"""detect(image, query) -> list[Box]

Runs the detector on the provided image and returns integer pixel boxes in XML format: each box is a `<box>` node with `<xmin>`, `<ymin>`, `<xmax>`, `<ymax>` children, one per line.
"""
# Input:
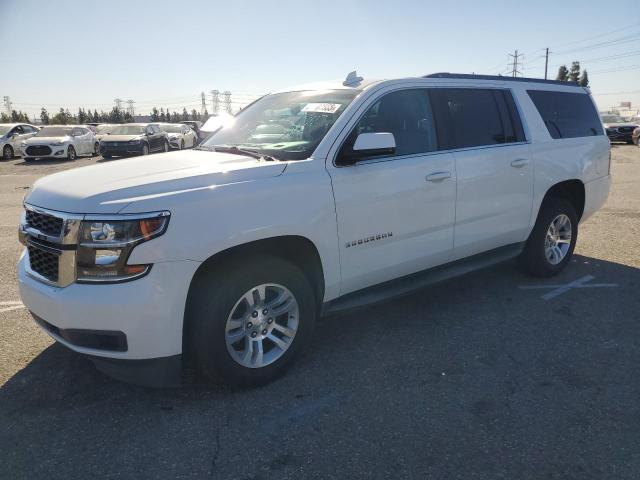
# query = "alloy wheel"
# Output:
<box><xmin>544</xmin><ymin>214</ymin><xmax>572</xmax><ymax>265</ymax></box>
<box><xmin>224</xmin><ymin>283</ymin><xmax>299</xmax><ymax>368</ymax></box>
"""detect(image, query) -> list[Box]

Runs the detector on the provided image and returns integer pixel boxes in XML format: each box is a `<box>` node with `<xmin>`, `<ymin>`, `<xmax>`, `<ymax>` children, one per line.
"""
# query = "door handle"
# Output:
<box><xmin>510</xmin><ymin>158</ymin><xmax>529</xmax><ymax>168</ymax></box>
<box><xmin>425</xmin><ymin>171</ymin><xmax>451</xmax><ymax>182</ymax></box>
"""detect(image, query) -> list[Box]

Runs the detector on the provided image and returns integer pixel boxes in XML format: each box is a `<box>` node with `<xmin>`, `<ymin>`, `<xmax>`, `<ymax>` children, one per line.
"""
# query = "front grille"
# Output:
<box><xmin>618</xmin><ymin>126</ymin><xmax>634</xmax><ymax>134</ymax></box>
<box><xmin>25</xmin><ymin>145</ymin><xmax>52</xmax><ymax>156</ymax></box>
<box><xmin>26</xmin><ymin>209</ymin><xmax>63</xmax><ymax>236</ymax></box>
<box><xmin>28</xmin><ymin>245</ymin><xmax>59</xmax><ymax>282</ymax></box>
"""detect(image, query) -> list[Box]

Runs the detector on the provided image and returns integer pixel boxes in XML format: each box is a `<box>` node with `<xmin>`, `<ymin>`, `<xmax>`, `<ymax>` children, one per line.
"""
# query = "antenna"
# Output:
<box><xmin>343</xmin><ymin>71</ymin><xmax>363</xmax><ymax>86</ymax></box>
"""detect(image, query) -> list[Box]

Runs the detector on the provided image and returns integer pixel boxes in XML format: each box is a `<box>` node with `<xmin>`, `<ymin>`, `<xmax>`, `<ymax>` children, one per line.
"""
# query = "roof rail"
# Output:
<box><xmin>424</xmin><ymin>72</ymin><xmax>577</xmax><ymax>86</ymax></box>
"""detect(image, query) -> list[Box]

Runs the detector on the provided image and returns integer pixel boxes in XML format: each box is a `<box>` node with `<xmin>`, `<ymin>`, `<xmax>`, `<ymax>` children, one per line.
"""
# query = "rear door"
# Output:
<box><xmin>429</xmin><ymin>88</ymin><xmax>533</xmax><ymax>260</ymax></box>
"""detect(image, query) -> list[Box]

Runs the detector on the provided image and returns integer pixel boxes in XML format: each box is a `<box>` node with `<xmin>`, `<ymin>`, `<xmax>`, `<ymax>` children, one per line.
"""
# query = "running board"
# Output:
<box><xmin>322</xmin><ymin>242</ymin><xmax>524</xmax><ymax>316</ymax></box>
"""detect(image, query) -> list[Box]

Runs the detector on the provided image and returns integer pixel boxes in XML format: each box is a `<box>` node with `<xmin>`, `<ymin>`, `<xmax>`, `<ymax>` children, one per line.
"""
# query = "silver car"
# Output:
<box><xmin>21</xmin><ymin>125</ymin><xmax>99</xmax><ymax>162</ymax></box>
<box><xmin>0</xmin><ymin>123</ymin><xmax>39</xmax><ymax>160</ymax></box>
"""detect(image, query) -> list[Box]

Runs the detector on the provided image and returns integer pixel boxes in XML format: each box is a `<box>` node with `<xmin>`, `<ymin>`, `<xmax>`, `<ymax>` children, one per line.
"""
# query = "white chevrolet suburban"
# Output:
<box><xmin>17</xmin><ymin>72</ymin><xmax>611</xmax><ymax>387</ymax></box>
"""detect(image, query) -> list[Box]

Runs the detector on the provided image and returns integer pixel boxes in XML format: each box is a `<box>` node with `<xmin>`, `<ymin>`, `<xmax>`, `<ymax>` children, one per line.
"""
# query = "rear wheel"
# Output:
<box><xmin>520</xmin><ymin>196</ymin><xmax>578</xmax><ymax>277</ymax></box>
<box><xmin>2</xmin><ymin>145</ymin><xmax>13</xmax><ymax>160</ymax></box>
<box><xmin>188</xmin><ymin>255</ymin><xmax>316</xmax><ymax>386</ymax></box>
<box><xmin>142</xmin><ymin>144</ymin><xmax>149</xmax><ymax>156</ymax></box>
<box><xmin>67</xmin><ymin>145</ymin><xmax>76</xmax><ymax>161</ymax></box>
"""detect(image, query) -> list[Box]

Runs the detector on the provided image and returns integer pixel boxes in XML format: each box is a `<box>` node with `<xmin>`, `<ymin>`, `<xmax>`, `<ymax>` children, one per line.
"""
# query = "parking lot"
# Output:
<box><xmin>1</xmin><ymin>146</ymin><xmax>639</xmax><ymax>479</ymax></box>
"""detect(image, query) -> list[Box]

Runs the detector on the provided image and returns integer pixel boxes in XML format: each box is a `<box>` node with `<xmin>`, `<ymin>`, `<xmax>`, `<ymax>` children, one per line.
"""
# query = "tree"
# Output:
<box><xmin>150</xmin><ymin>107</ymin><xmax>159</xmax><ymax>122</ymax></box>
<box><xmin>123</xmin><ymin>112</ymin><xmax>133</xmax><ymax>123</ymax></box>
<box><xmin>0</xmin><ymin>113</ymin><xmax>9</xmax><ymax>123</ymax></box>
<box><xmin>108</xmin><ymin>107</ymin><xmax>123</xmax><ymax>123</ymax></box>
<box><xmin>160</xmin><ymin>108</ymin><xmax>166</xmax><ymax>122</ymax></box>
<box><xmin>11</xmin><ymin>110</ymin><xmax>19</xmax><ymax>122</ymax></box>
<box><xmin>182</xmin><ymin>107</ymin><xmax>188</xmax><ymax>121</ymax></box>
<box><xmin>579</xmin><ymin>70</ymin><xmax>589</xmax><ymax>87</ymax></box>
<box><xmin>78</xmin><ymin>108</ymin><xmax>87</xmax><ymax>124</ymax></box>
<box><xmin>556</xmin><ymin>65</ymin><xmax>569</xmax><ymax>82</ymax></box>
<box><xmin>93</xmin><ymin>109</ymin><xmax>100</xmax><ymax>123</ymax></box>
<box><xmin>40</xmin><ymin>108</ymin><xmax>50</xmax><ymax>125</ymax></box>
<box><xmin>191</xmin><ymin>109</ymin><xmax>199</xmax><ymax>121</ymax></box>
<box><xmin>203</xmin><ymin>108</ymin><xmax>209</xmax><ymax>119</ymax></box>
<box><xmin>568</xmin><ymin>61</ymin><xmax>581</xmax><ymax>83</ymax></box>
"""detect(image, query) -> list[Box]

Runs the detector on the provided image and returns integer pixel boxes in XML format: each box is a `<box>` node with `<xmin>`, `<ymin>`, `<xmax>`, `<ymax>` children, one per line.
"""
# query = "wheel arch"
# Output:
<box><xmin>542</xmin><ymin>179</ymin><xmax>585</xmax><ymax>221</ymax></box>
<box><xmin>182</xmin><ymin>235</ymin><xmax>326</xmax><ymax>352</ymax></box>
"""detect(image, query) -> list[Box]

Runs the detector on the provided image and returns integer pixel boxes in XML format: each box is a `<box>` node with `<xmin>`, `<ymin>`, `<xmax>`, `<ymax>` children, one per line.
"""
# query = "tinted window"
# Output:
<box><xmin>429</xmin><ymin>88</ymin><xmax>524</xmax><ymax>149</ymax></box>
<box><xmin>341</xmin><ymin>89</ymin><xmax>437</xmax><ymax>159</ymax></box>
<box><xmin>527</xmin><ymin>90</ymin><xmax>603</xmax><ymax>139</ymax></box>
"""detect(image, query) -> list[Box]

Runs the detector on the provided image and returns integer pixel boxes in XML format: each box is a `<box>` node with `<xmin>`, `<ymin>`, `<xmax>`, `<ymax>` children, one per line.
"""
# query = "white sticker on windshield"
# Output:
<box><xmin>301</xmin><ymin>103</ymin><xmax>342</xmax><ymax>114</ymax></box>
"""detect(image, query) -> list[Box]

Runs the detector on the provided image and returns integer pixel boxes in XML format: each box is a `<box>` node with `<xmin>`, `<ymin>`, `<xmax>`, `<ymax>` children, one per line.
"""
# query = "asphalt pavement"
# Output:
<box><xmin>1</xmin><ymin>146</ymin><xmax>639</xmax><ymax>479</ymax></box>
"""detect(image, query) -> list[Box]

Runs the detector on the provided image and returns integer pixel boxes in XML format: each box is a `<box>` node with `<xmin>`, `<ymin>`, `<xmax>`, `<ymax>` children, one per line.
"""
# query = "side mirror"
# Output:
<box><xmin>337</xmin><ymin>132</ymin><xmax>396</xmax><ymax>166</ymax></box>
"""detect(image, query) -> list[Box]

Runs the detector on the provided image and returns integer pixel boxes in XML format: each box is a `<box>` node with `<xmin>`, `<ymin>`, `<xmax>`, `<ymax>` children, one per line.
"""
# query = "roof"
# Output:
<box><xmin>424</xmin><ymin>72</ymin><xmax>584</xmax><ymax>87</ymax></box>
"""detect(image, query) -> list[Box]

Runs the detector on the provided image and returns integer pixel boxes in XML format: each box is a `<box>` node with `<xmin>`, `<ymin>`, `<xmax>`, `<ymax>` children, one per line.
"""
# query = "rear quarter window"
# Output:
<box><xmin>527</xmin><ymin>90</ymin><xmax>603</xmax><ymax>139</ymax></box>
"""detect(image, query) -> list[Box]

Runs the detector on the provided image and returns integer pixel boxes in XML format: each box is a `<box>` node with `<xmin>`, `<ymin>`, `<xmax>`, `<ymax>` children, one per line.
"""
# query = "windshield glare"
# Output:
<box><xmin>201</xmin><ymin>90</ymin><xmax>359</xmax><ymax>160</ymax></box>
<box><xmin>110</xmin><ymin>125</ymin><xmax>146</xmax><ymax>135</ymax></box>
<box><xmin>96</xmin><ymin>125</ymin><xmax>115</xmax><ymax>133</ymax></box>
<box><xmin>36</xmin><ymin>127</ymin><xmax>72</xmax><ymax>137</ymax></box>
<box><xmin>601</xmin><ymin>115</ymin><xmax>624</xmax><ymax>123</ymax></box>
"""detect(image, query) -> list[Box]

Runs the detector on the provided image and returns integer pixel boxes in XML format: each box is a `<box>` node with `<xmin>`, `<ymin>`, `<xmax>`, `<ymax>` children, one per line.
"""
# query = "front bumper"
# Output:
<box><xmin>22</xmin><ymin>144</ymin><xmax>68</xmax><ymax>158</ymax></box>
<box><xmin>18</xmin><ymin>250</ymin><xmax>201</xmax><ymax>362</ymax></box>
<box><xmin>100</xmin><ymin>143</ymin><xmax>144</xmax><ymax>156</ymax></box>
<box><xmin>168</xmin><ymin>136</ymin><xmax>182</xmax><ymax>148</ymax></box>
<box><xmin>606</xmin><ymin>130</ymin><xmax>634</xmax><ymax>142</ymax></box>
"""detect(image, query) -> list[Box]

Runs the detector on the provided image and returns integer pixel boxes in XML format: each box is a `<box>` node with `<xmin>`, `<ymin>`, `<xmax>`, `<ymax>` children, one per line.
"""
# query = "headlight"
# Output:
<box><xmin>129</xmin><ymin>139</ymin><xmax>142</xmax><ymax>144</ymax></box>
<box><xmin>50</xmin><ymin>141</ymin><xmax>65</xmax><ymax>146</ymax></box>
<box><xmin>76</xmin><ymin>212</ymin><xmax>170</xmax><ymax>283</ymax></box>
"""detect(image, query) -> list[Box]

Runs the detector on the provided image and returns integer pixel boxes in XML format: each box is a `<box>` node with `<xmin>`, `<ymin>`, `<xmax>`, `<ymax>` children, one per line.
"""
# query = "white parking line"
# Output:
<box><xmin>0</xmin><ymin>301</ymin><xmax>25</xmax><ymax>314</ymax></box>
<box><xmin>519</xmin><ymin>275</ymin><xmax>619</xmax><ymax>300</ymax></box>
<box><xmin>0</xmin><ymin>305</ymin><xmax>25</xmax><ymax>314</ymax></box>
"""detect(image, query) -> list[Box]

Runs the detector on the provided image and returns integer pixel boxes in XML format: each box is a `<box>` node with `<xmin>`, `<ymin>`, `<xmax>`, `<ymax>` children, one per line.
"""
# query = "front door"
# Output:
<box><xmin>328</xmin><ymin>88</ymin><xmax>457</xmax><ymax>295</ymax></box>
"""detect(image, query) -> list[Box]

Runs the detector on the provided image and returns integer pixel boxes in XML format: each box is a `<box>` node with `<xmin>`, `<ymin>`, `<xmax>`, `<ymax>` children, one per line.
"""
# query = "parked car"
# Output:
<box><xmin>21</xmin><ymin>125</ymin><xmax>98</xmax><ymax>162</ymax></box>
<box><xmin>159</xmin><ymin>123</ymin><xmax>198</xmax><ymax>150</ymax></box>
<box><xmin>179</xmin><ymin>120</ymin><xmax>203</xmax><ymax>141</ymax></box>
<box><xmin>601</xmin><ymin>114</ymin><xmax>639</xmax><ymax>144</ymax></box>
<box><xmin>18</xmin><ymin>72</ymin><xmax>610</xmax><ymax>387</ymax></box>
<box><xmin>633</xmin><ymin>126</ymin><xmax>640</xmax><ymax>146</ymax></box>
<box><xmin>0</xmin><ymin>123</ymin><xmax>39</xmax><ymax>159</ymax></box>
<box><xmin>94</xmin><ymin>124</ymin><xmax>116</xmax><ymax>142</ymax></box>
<box><xmin>99</xmin><ymin>123</ymin><xmax>169</xmax><ymax>158</ymax></box>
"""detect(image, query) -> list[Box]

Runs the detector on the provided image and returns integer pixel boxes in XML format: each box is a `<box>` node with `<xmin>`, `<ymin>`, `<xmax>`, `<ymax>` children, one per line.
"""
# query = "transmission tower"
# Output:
<box><xmin>201</xmin><ymin>92</ymin><xmax>207</xmax><ymax>115</ymax></box>
<box><xmin>223</xmin><ymin>91</ymin><xmax>232</xmax><ymax>113</ymax></box>
<box><xmin>2</xmin><ymin>96</ymin><xmax>12</xmax><ymax>116</ymax></box>
<box><xmin>126</xmin><ymin>99</ymin><xmax>135</xmax><ymax>116</ymax></box>
<box><xmin>210</xmin><ymin>90</ymin><xmax>219</xmax><ymax>114</ymax></box>
<box><xmin>508</xmin><ymin>50</ymin><xmax>523</xmax><ymax>77</ymax></box>
<box><xmin>114</xmin><ymin>98</ymin><xmax>124</xmax><ymax>110</ymax></box>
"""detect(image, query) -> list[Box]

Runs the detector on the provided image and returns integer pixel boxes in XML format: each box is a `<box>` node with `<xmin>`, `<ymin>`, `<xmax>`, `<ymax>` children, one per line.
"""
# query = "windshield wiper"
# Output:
<box><xmin>211</xmin><ymin>145</ymin><xmax>278</xmax><ymax>162</ymax></box>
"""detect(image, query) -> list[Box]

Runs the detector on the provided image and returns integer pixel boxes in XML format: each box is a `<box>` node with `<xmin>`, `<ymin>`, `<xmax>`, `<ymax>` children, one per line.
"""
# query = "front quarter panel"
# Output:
<box><xmin>123</xmin><ymin>160</ymin><xmax>341</xmax><ymax>301</ymax></box>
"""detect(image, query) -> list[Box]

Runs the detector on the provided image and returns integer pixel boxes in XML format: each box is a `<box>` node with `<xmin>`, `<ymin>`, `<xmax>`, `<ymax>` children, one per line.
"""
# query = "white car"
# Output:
<box><xmin>17</xmin><ymin>72</ymin><xmax>610</xmax><ymax>387</ymax></box>
<box><xmin>0</xmin><ymin>123</ymin><xmax>39</xmax><ymax>160</ymax></box>
<box><xmin>159</xmin><ymin>123</ymin><xmax>198</xmax><ymax>150</ymax></box>
<box><xmin>21</xmin><ymin>125</ymin><xmax>99</xmax><ymax>162</ymax></box>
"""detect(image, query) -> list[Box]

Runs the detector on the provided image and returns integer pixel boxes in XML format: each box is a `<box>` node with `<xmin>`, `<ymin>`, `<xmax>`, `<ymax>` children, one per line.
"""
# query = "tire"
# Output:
<box><xmin>142</xmin><ymin>144</ymin><xmax>149</xmax><ymax>156</ymax></box>
<box><xmin>24</xmin><ymin>157</ymin><xmax>35</xmax><ymax>163</ymax></box>
<box><xmin>94</xmin><ymin>142</ymin><xmax>100</xmax><ymax>155</ymax></box>
<box><xmin>519</xmin><ymin>196</ymin><xmax>578</xmax><ymax>277</ymax></box>
<box><xmin>2</xmin><ymin>145</ymin><xmax>13</xmax><ymax>160</ymax></box>
<box><xmin>187</xmin><ymin>255</ymin><xmax>317</xmax><ymax>386</ymax></box>
<box><xmin>180</xmin><ymin>139</ymin><xmax>185</xmax><ymax>150</ymax></box>
<box><xmin>163</xmin><ymin>140</ymin><xmax>169</xmax><ymax>152</ymax></box>
<box><xmin>103</xmin><ymin>154</ymin><xmax>112</xmax><ymax>159</ymax></box>
<box><xmin>67</xmin><ymin>145</ymin><xmax>76</xmax><ymax>161</ymax></box>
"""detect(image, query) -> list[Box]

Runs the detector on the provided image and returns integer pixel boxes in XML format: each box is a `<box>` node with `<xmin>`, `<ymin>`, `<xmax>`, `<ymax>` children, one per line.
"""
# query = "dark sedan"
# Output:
<box><xmin>100</xmin><ymin>124</ymin><xmax>169</xmax><ymax>158</ymax></box>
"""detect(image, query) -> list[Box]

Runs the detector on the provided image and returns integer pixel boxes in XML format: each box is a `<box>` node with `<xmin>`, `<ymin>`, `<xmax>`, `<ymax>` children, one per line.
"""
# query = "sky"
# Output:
<box><xmin>1</xmin><ymin>0</ymin><xmax>638</xmax><ymax>119</ymax></box>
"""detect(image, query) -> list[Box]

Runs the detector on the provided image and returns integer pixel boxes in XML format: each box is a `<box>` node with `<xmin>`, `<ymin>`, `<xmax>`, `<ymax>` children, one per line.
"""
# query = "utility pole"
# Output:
<box><xmin>210</xmin><ymin>90</ymin><xmax>219</xmax><ymax>114</ymax></box>
<box><xmin>544</xmin><ymin>48</ymin><xmax>550</xmax><ymax>80</ymax></box>
<box><xmin>223</xmin><ymin>91</ymin><xmax>232</xmax><ymax>114</ymax></box>
<box><xmin>126</xmin><ymin>99</ymin><xmax>135</xmax><ymax>116</ymax></box>
<box><xmin>2</xmin><ymin>96</ymin><xmax>12</xmax><ymax>116</ymax></box>
<box><xmin>508</xmin><ymin>50</ymin><xmax>523</xmax><ymax>77</ymax></box>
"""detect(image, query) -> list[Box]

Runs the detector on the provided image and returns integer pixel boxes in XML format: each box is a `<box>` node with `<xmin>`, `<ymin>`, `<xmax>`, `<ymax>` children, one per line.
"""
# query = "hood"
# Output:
<box><xmin>25</xmin><ymin>149</ymin><xmax>287</xmax><ymax>214</ymax></box>
<box><xmin>100</xmin><ymin>134</ymin><xmax>146</xmax><ymax>142</ymax></box>
<box><xmin>25</xmin><ymin>136</ymin><xmax>70</xmax><ymax>144</ymax></box>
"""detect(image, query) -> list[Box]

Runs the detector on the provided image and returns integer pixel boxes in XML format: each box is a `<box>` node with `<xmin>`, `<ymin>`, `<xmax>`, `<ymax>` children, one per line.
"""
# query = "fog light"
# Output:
<box><xmin>54</xmin><ymin>149</ymin><xmax>64</xmax><ymax>155</ymax></box>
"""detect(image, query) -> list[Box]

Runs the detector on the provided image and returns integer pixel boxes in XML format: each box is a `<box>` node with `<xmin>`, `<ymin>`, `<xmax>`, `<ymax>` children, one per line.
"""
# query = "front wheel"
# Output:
<box><xmin>141</xmin><ymin>144</ymin><xmax>149</xmax><ymax>156</ymax></box>
<box><xmin>94</xmin><ymin>142</ymin><xmax>100</xmax><ymax>155</ymax></box>
<box><xmin>2</xmin><ymin>145</ymin><xmax>13</xmax><ymax>160</ymax></box>
<box><xmin>187</xmin><ymin>256</ymin><xmax>316</xmax><ymax>386</ymax></box>
<box><xmin>67</xmin><ymin>145</ymin><xmax>76</xmax><ymax>161</ymax></box>
<box><xmin>519</xmin><ymin>196</ymin><xmax>578</xmax><ymax>277</ymax></box>
<box><xmin>163</xmin><ymin>140</ymin><xmax>169</xmax><ymax>152</ymax></box>
<box><xmin>180</xmin><ymin>139</ymin><xmax>185</xmax><ymax>150</ymax></box>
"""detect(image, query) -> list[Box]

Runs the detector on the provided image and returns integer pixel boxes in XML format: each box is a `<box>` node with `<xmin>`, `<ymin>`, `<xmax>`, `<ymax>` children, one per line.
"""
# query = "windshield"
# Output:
<box><xmin>96</xmin><ymin>125</ymin><xmax>115</xmax><ymax>134</ymax></box>
<box><xmin>161</xmin><ymin>125</ymin><xmax>183</xmax><ymax>133</ymax></box>
<box><xmin>601</xmin><ymin>115</ymin><xmax>624</xmax><ymax>123</ymax></box>
<box><xmin>110</xmin><ymin>125</ymin><xmax>146</xmax><ymax>135</ymax></box>
<box><xmin>200</xmin><ymin>90</ymin><xmax>359</xmax><ymax>160</ymax></box>
<box><xmin>36</xmin><ymin>127</ymin><xmax>72</xmax><ymax>137</ymax></box>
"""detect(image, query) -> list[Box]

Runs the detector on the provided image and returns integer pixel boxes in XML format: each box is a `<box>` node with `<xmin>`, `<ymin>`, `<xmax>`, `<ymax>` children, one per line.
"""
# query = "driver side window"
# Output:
<box><xmin>340</xmin><ymin>89</ymin><xmax>438</xmax><ymax>159</ymax></box>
